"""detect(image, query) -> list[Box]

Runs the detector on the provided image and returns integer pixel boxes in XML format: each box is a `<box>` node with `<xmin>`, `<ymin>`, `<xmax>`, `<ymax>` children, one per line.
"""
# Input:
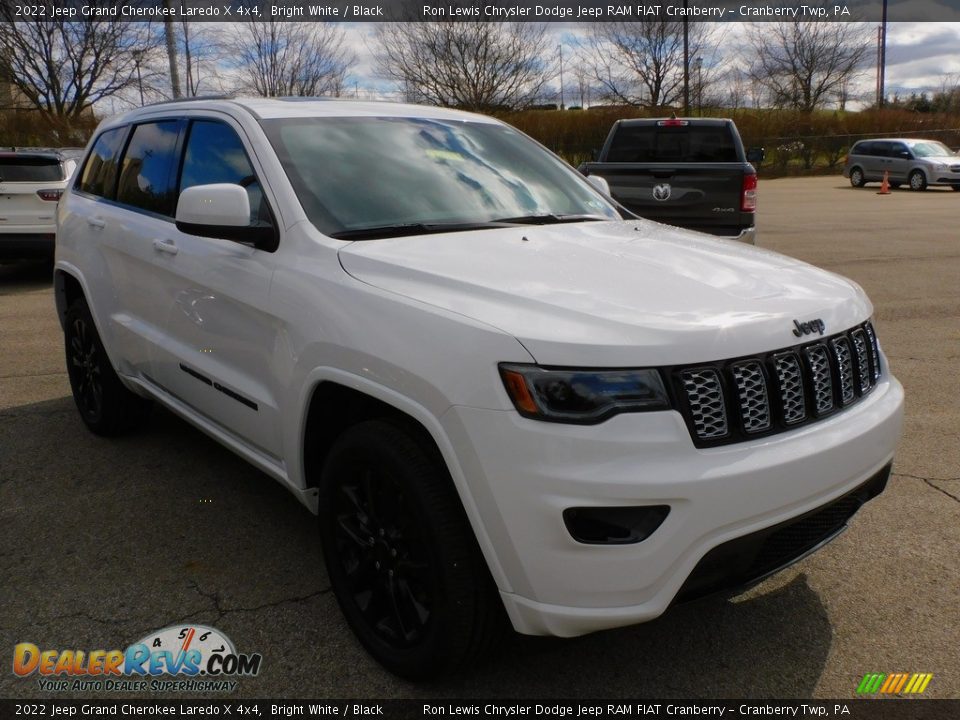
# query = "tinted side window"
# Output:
<box><xmin>78</xmin><ymin>128</ymin><xmax>127</xmax><ymax>198</ymax></box>
<box><xmin>178</xmin><ymin>120</ymin><xmax>266</xmax><ymax>225</ymax></box>
<box><xmin>852</xmin><ymin>142</ymin><xmax>872</xmax><ymax>156</ymax></box>
<box><xmin>889</xmin><ymin>142</ymin><xmax>909</xmax><ymax>157</ymax></box>
<box><xmin>871</xmin><ymin>142</ymin><xmax>892</xmax><ymax>158</ymax></box>
<box><xmin>116</xmin><ymin>121</ymin><xmax>180</xmax><ymax>216</ymax></box>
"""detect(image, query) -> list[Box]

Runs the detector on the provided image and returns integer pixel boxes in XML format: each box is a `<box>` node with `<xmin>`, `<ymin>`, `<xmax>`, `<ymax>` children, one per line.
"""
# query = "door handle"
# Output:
<box><xmin>87</xmin><ymin>216</ymin><xmax>106</xmax><ymax>229</ymax></box>
<box><xmin>152</xmin><ymin>238</ymin><xmax>179</xmax><ymax>255</ymax></box>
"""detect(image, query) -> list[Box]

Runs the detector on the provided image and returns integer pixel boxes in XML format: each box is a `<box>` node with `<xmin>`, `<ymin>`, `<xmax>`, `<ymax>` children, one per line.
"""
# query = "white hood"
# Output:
<box><xmin>338</xmin><ymin>220</ymin><xmax>871</xmax><ymax>366</ymax></box>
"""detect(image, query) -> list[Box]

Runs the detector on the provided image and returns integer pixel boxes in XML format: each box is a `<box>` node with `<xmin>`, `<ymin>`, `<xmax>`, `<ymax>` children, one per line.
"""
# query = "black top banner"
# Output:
<box><xmin>6</xmin><ymin>0</ymin><xmax>960</xmax><ymax>23</ymax></box>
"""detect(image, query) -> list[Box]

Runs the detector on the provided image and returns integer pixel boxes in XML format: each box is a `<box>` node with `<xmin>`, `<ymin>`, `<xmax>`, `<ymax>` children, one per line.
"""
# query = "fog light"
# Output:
<box><xmin>563</xmin><ymin>505</ymin><xmax>670</xmax><ymax>545</ymax></box>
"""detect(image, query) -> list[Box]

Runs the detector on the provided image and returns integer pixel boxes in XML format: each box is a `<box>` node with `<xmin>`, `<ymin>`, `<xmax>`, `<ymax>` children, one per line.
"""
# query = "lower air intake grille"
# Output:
<box><xmin>673</xmin><ymin>321</ymin><xmax>882</xmax><ymax>447</ymax></box>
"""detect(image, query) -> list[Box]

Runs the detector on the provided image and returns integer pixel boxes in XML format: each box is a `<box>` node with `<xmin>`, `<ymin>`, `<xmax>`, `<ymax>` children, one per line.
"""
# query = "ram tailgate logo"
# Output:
<box><xmin>652</xmin><ymin>183</ymin><xmax>671</xmax><ymax>201</ymax></box>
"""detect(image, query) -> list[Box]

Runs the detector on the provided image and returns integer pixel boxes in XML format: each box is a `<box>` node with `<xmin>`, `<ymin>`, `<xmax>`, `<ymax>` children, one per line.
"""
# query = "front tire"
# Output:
<box><xmin>64</xmin><ymin>298</ymin><xmax>151</xmax><ymax>436</ymax></box>
<box><xmin>318</xmin><ymin>420</ymin><xmax>504</xmax><ymax>679</ymax></box>
<box><xmin>849</xmin><ymin>167</ymin><xmax>866</xmax><ymax>187</ymax></box>
<box><xmin>909</xmin><ymin>170</ymin><xmax>927</xmax><ymax>191</ymax></box>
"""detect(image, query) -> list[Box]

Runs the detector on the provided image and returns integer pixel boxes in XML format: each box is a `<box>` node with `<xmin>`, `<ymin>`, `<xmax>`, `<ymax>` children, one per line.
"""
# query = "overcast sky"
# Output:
<box><xmin>339</xmin><ymin>21</ymin><xmax>960</xmax><ymax>103</ymax></box>
<box><xmin>103</xmin><ymin>21</ymin><xmax>960</xmax><ymax>113</ymax></box>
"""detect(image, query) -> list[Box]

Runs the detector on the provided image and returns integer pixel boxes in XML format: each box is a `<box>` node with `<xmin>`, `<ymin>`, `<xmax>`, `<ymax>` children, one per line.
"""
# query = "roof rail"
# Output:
<box><xmin>140</xmin><ymin>94</ymin><xmax>236</xmax><ymax>108</ymax></box>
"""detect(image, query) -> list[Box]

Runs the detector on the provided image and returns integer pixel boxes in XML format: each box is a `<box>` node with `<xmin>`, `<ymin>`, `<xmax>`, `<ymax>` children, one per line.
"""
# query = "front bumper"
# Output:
<box><xmin>442</xmin><ymin>372</ymin><xmax>904</xmax><ymax>636</ymax></box>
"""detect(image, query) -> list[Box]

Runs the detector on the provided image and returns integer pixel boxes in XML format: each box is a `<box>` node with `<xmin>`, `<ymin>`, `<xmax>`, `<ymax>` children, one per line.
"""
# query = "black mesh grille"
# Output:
<box><xmin>672</xmin><ymin>321</ymin><xmax>881</xmax><ymax>447</ymax></box>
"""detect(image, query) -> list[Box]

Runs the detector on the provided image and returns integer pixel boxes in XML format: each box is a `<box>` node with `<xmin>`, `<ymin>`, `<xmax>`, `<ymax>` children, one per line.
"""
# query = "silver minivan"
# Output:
<box><xmin>843</xmin><ymin>138</ymin><xmax>960</xmax><ymax>191</ymax></box>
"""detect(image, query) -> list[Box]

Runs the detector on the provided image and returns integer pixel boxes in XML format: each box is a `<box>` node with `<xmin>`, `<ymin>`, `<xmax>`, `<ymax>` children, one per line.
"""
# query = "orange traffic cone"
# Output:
<box><xmin>877</xmin><ymin>170</ymin><xmax>891</xmax><ymax>195</ymax></box>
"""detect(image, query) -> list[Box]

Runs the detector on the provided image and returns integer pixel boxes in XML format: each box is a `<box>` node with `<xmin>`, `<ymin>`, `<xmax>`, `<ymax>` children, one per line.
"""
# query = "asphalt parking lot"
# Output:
<box><xmin>1</xmin><ymin>175</ymin><xmax>958</xmax><ymax>700</ymax></box>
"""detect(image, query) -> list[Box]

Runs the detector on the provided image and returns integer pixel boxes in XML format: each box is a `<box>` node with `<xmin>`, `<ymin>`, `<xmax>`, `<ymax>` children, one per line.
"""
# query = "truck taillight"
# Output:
<box><xmin>741</xmin><ymin>174</ymin><xmax>757</xmax><ymax>212</ymax></box>
<box><xmin>37</xmin><ymin>189</ymin><xmax>63</xmax><ymax>202</ymax></box>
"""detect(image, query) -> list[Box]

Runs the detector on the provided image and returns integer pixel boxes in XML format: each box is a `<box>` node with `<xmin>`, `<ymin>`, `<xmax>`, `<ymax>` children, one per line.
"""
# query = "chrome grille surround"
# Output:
<box><xmin>673</xmin><ymin>321</ymin><xmax>882</xmax><ymax>447</ymax></box>
<box><xmin>732</xmin><ymin>362</ymin><xmax>771</xmax><ymax>433</ymax></box>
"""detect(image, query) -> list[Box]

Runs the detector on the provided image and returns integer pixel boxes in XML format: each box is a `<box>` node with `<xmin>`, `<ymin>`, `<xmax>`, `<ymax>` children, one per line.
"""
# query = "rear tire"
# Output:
<box><xmin>909</xmin><ymin>170</ymin><xmax>927</xmax><ymax>191</ymax></box>
<box><xmin>849</xmin><ymin>167</ymin><xmax>866</xmax><ymax>187</ymax></box>
<box><xmin>318</xmin><ymin>420</ymin><xmax>505</xmax><ymax>679</ymax></box>
<box><xmin>64</xmin><ymin>298</ymin><xmax>151</xmax><ymax>436</ymax></box>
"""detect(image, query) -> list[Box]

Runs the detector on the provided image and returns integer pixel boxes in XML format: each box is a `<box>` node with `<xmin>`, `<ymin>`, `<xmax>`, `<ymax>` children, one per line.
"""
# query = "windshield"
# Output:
<box><xmin>910</xmin><ymin>141</ymin><xmax>955</xmax><ymax>158</ymax></box>
<box><xmin>262</xmin><ymin>117</ymin><xmax>620</xmax><ymax>238</ymax></box>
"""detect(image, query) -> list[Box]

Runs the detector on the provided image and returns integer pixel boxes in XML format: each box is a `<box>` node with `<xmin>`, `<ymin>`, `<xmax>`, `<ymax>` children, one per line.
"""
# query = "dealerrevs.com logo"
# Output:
<box><xmin>13</xmin><ymin>625</ymin><xmax>262</xmax><ymax>693</ymax></box>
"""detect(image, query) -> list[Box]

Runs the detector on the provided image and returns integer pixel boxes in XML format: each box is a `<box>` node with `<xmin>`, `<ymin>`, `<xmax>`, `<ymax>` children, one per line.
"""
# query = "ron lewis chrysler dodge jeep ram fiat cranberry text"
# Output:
<box><xmin>54</xmin><ymin>98</ymin><xmax>904</xmax><ymax>679</ymax></box>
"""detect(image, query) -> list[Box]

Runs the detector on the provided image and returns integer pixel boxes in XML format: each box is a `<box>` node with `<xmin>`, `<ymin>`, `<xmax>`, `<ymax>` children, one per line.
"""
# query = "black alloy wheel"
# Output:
<box><xmin>333</xmin><ymin>462</ymin><xmax>433</xmax><ymax>648</ymax></box>
<box><xmin>318</xmin><ymin>420</ymin><xmax>504</xmax><ymax>679</ymax></box>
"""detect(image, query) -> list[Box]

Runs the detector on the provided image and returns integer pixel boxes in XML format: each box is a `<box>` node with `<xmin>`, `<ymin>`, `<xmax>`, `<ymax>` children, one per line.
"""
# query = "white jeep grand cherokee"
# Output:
<box><xmin>55</xmin><ymin>98</ymin><xmax>904</xmax><ymax>679</ymax></box>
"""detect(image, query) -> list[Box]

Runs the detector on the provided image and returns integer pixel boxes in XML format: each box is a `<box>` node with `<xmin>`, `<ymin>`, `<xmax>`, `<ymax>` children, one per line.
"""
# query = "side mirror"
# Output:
<box><xmin>746</xmin><ymin>147</ymin><xmax>765</xmax><ymax>164</ymax></box>
<box><xmin>586</xmin><ymin>175</ymin><xmax>611</xmax><ymax>196</ymax></box>
<box><xmin>175</xmin><ymin>183</ymin><xmax>277</xmax><ymax>251</ymax></box>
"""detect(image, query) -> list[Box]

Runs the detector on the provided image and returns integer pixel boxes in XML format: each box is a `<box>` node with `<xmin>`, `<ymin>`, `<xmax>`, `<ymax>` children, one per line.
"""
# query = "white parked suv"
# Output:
<box><xmin>1</xmin><ymin>148</ymin><xmax>81</xmax><ymax>261</ymax></box>
<box><xmin>55</xmin><ymin>98</ymin><xmax>904</xmax><ymax>679</ymax></box>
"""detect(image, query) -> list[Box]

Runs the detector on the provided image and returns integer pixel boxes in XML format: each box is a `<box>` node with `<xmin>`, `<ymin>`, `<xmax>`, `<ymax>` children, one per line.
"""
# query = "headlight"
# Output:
<box><xmin>499</xmin><ymin>363</ymin><xmax>670</xmax><ymax>423</ymax></box>
<box><xmin>934</xmin><ymin>162</ymin><xmax>948</xmax><ymax>171</ymax></box>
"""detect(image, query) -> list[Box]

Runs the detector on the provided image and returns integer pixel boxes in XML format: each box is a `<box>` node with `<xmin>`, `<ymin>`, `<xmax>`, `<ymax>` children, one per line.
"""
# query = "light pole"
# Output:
<box><xmin>558</xmin><ymin>44</ymin><xmax>565</xmax><ymax>110</ymax></box>
<box><xmin>132</xmin><ymin>50</ymin><xmax>144</xmax><ymax>106</ymax></box>
<box><xmin>683</xmin><ymin>5</ymin><xmax>689</xmax><ymax>115</ymax></box>
<box><xmin>878</xmin><ymin>0</ymin><xmax>888</xmax><ymax>108</ymax></box>
<box><xmin>694</xmin><ymin>57</ymin><xmax>703</xmax><ymax>116</ymax></box>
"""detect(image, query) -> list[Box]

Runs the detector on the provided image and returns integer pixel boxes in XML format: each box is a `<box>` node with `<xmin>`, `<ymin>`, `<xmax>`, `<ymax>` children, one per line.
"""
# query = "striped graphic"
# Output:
<box><xmin>856</xmin><ymin>672</ymin><xmax>933</xmax><ymax>695</ymax></box>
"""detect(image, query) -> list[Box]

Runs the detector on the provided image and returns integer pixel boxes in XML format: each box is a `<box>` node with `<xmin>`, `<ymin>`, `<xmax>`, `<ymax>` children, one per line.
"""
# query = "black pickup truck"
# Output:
<box><xmin>579</xmin><ymin>118</ymin><xmax>763</xmax><ymax>243</ymax></box>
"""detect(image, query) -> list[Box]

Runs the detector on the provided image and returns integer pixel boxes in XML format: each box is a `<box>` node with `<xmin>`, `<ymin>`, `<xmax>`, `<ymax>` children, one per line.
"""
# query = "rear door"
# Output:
<box><xmin>0</xmin><ymin>154</ymin><xmax>65</xmax><ymax>234</ymax></box>
<box><xmin>589</xmin><ymin>121</ymin><xmax>748</xmax><ymax>234</ymax></box>
<box><xmin>864</xmin><ymin>141</ymin><xmax>892</xmax><ymax>180</ymax></box>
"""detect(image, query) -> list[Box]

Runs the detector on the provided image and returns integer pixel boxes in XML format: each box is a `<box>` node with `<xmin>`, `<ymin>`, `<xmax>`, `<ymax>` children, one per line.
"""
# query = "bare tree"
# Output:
<box><xmin>582</xmin><ymin>21</ymin><xmax>716</xmax><ymax>109</ymax></box>
<box><xmin>227</xmin><ymin>21</ymin><xmax>354</xmax><ymax>98</ymax></box>
<box><xmin>179</xmin><ymin>22</ymin><xmax>228</xmax><ymax>97</ymax></box>
<box><xmin>0</xmin><ymin>10</ymin><xmax>150</xmax><ymax>124</ymax></box>
<box><xmin>374</xmin><ymin>21</ymin><xmax>552</xmax><ymax>111</ymax></box>
<box><xmin>747</xmin><ymin>22</ymin><xmax>872</xmax><ymax>113</ymax></box>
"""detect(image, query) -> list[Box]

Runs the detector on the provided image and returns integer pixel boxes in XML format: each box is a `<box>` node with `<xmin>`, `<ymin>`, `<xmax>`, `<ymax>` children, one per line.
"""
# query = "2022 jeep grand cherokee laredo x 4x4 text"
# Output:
<box><xmin>54</xmin><ymin>98</ymin><xmax>903</xmax><ymax>679</ymax></box>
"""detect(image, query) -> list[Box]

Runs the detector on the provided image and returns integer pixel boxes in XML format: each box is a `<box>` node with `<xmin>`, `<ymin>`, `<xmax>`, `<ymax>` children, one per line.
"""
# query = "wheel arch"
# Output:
<box><xmin>54</xmin><ymin>266</ymin><xmax>87</xmax><ymax>331</ymax></box>
<box><xmin>296</xmin><ymin>370</ymin><xmax>513</xmax><ymax>594</ymax></box>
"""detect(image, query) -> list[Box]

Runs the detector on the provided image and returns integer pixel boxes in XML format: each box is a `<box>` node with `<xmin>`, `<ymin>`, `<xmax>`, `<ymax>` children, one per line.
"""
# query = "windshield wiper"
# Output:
<box><xmin>330</xmin><ymin>221</ymin><xmax>513</xmax><ymax>241</ymax></box>
<box><xmin>490</xmin><ymin>213</ymin><xmax>610</xmax><ymax>225</ymax></box>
